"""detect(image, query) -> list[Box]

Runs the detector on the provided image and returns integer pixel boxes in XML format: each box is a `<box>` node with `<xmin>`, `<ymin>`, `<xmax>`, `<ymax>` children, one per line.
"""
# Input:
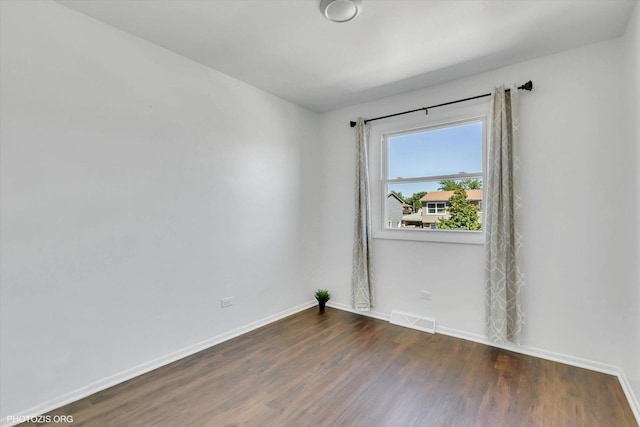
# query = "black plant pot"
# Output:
<box><xmin>317</xmin><ymin>299</ymin><xmax>328</xmax><ymax>311</ymax></box>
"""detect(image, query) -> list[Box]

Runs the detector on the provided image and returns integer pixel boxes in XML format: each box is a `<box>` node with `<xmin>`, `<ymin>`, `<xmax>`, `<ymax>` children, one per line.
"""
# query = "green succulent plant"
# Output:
<box><xmin>314</xmin><ymin>289</ymin><xmax>330</xmax><ymax>301</ymax></box>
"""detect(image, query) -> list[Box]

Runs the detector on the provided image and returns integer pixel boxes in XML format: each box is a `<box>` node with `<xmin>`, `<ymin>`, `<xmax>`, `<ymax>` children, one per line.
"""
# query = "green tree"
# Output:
<box><xmin>436</xmin><ymin>188</ymin><xmax>481</xmax><ymax>230</ymax></box>
<box><xmin>463</xmin><ymin>178</ymin><xmax>482</xmax><ymax>190</ymax></box>
<box><xmin>438</xmin><ymin>179</ymin><xmax>482</xmax><ymax>191</ymax></box>
<box><xmin>405</xmin><ymin>191</ymin><xmax>427</xmax><ymax>211</ymax></box>
<box><xmin>438</xmin><ymin>179</ymin><xmax>461</xmax><ymax>191</ymax></box>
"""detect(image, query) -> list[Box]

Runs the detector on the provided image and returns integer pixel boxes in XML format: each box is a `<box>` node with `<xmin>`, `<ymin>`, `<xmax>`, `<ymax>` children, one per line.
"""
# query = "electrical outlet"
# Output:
<box><xmin>419</xmin><ymin>290</ymin><xmax>432</xmax><ymax>301</ymax></box>
<box><xmin>221</xmin><ymin>297</ymin><xmax>233</xmax><ymax>308</ymax></box>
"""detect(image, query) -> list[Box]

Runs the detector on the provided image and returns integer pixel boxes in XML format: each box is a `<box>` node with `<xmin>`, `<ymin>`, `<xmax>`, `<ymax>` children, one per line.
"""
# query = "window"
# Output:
<box><xmin>369</xmin><ymin>103</ymin><xmax>487</xmax><ymax>244</ymax></box>
<box><xmin>385</xmin><ymin>119</ymin><xmax>484</xmax><ymax>232</ymax></box>
<box><xmin>427</xmin><ymin>202</ymin><xmax>446</xmax><ymax>214</ymax></box>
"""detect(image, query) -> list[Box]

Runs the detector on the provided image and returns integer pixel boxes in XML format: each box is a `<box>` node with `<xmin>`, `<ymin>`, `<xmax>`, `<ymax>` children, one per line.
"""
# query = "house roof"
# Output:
<box><xmin>387</xmin><ymin>192</ymin><xmax>410</xmax><ymax>207</ymax></box>
<box><xmin>402</xmin><ymin>210</ymin><xmax>423</xmax><ymax>222</ymax></box>
<box><xmin>420</xmin><ymin>189</ymin><xmax>483</xmax><ymax>202</ymax></box>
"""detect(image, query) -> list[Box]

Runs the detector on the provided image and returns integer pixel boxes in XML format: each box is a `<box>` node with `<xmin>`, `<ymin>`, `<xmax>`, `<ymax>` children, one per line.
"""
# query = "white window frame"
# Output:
<box><xmin>427</xmin><ymin>202</ymin><xmax>447</xmax><ymax>215</ymax></box>
<box><xmin>369</xmin><ymin>100</ymin><xmax>488</xmax><ymax>244</ymax></box>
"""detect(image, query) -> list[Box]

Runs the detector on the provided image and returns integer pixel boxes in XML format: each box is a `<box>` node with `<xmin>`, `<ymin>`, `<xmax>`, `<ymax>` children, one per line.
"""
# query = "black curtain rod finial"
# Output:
<box><xmin>350</xmin><ymin>121</ymin><xmax>357</xmax><ymax>127</ymax></box>
<box><xmin>519</xmin><ymin>80</ymin><xmax>533</xmax><ymax>91</ymax></box>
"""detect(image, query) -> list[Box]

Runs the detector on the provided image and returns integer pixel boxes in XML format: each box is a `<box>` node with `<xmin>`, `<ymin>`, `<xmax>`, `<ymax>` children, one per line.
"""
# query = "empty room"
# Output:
<box><xmin>1</xmin><ymin>0</ymin><xmax>639</xmax><ymax>425</ymax></box>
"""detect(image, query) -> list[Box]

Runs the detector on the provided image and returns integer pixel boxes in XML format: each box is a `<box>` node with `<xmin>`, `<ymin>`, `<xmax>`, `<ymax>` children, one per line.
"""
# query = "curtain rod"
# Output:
<box><xmin>349</xmin><ymin>80</ymin><xmax>533</xmax><ymax>128</ymax></box>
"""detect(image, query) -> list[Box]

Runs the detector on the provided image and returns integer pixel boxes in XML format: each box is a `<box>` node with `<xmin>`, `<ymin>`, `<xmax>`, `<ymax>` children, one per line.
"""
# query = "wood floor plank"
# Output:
<box><xmin>22</xmin><ymin>307</ymin><xmax>637</xmax><ymax>426</ymax></box>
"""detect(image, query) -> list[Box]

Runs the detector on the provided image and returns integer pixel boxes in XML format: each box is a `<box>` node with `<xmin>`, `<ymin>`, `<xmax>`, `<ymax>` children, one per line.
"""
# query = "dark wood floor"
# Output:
<box><xmin>27</xmin><ymin>307</ymin><xmax>636</xmax><ymax>426</ymax></box>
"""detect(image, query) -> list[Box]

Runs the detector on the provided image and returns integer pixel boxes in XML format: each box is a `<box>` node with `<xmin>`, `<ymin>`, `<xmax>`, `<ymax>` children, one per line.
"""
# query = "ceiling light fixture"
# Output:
<box><xmin>320</xmin><ymin>0</ymin><xmax>362</xmax><ymax>23</ymax></box>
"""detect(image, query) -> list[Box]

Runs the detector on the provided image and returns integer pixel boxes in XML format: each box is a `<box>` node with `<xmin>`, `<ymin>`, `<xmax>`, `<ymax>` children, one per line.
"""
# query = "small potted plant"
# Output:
<box><xmin>314</xmin><ymin>289</ymin><xmax>331</xmax><ymax>312</ymax></box>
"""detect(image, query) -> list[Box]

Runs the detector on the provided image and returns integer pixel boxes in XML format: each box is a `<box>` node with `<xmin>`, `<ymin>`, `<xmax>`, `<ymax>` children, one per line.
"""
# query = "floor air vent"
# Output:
<box><xmin>389</xmin><ymin>310</ymin><xmax>436</xmax><ymax>334</ymax></box>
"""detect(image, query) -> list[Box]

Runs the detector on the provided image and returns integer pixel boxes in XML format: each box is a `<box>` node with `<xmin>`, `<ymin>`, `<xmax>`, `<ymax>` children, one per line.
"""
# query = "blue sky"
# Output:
<box><xmin>387</xmin><ymin>122</ymin><xmax>482</xmax><ymax>198</ymax></box>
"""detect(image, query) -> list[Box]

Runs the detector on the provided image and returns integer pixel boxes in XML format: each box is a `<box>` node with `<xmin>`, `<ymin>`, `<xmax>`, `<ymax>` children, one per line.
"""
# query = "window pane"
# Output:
<box><xmin>386</xmin><ymin>179</ymin><xmax>484</xmax><ymax>231</ymax></box>
<box><xmin>388</xmin><ymin>122</ymin><xmax>482</xmax><ymax>179</ymax></box>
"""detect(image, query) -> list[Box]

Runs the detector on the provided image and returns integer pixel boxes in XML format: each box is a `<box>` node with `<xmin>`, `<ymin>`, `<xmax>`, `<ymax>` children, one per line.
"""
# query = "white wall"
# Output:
<box><xmin>0</xmin><ymin>0</ymin><xmax>318</xmax><ymax>418</ymax></box>
<box><xmin>622</xmin><ymin>0</ymin><xmax>640</xmax><ymax>407</ymax></box>
<box><xmin>318</xmin><ymin>37</ymin><xmax>635</xmax><ymax>370</ymax></box>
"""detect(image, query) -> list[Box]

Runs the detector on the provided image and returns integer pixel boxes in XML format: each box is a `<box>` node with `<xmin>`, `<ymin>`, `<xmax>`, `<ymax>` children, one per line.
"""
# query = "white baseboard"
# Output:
<box><xmin>435</xmin><ymin>325</ymin><xmax>621</xmax><ymax>375</ymax></box>
<box><xmin>325</xmin><ymin>304</ymin><xmax>640</xmax><ymax>426</ymax></box>
<box><xmin>2</xmin><ymin>301</ymin><xmax>316</xmax><ymax>427</ymax></box>
<box><xmin>618</xmin><ymin>368</ymin><xmax>640</xmax><ymax>425</ymax></box>
<box><xmin>325</xmin><ymin>301</ymin><xmax>390</xmax><ymax>321</ymax></box>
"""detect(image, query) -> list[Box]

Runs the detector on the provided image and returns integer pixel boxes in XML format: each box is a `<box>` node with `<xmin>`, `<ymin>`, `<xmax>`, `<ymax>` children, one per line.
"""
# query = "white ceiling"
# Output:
<box><xmin>57</xmin><ymin>0</ymin><xmax>636</xmax><ymax>113</ymax></box>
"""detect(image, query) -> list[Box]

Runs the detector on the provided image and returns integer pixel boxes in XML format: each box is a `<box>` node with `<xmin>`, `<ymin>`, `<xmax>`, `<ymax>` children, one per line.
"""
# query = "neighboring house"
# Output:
<box><xmin>419</xmin><ymin>189</ymin><xmax>483</xmax><ymax>229</ymax></box>
<box><xmin>386</xmin><ymin>193</ymin><xmax>412</xmax><ymax>228</ymax></box>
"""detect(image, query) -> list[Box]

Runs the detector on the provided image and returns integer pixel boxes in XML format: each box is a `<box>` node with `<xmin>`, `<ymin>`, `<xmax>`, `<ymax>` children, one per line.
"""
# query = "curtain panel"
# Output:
<box><xmin>352</xmin><ymin>118</ymin><xmax>374</xmax><ymax>311</ymax></box>
<box><xmin>485</xmin><ymin>85</ymin><xmax>525</xmax><ymax>344</ymax></box>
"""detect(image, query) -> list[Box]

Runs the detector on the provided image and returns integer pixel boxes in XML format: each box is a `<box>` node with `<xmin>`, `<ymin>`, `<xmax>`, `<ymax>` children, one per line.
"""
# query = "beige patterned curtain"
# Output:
<box><xmin>352</xmin><ymin>118</ymin><xmax>374</xmax><ymax>311</ymax></box>
<box><xmin>485</xmin><ymin>85</ymin><xmax>525</xmax><ymax>344</ymax></box>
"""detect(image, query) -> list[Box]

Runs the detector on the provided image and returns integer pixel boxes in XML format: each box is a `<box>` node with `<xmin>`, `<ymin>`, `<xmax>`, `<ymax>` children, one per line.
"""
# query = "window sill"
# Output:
<box><xmin>373</xmin><ymin>228</ymin><xmax>484</xmax><ymax>245</ymax></box>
